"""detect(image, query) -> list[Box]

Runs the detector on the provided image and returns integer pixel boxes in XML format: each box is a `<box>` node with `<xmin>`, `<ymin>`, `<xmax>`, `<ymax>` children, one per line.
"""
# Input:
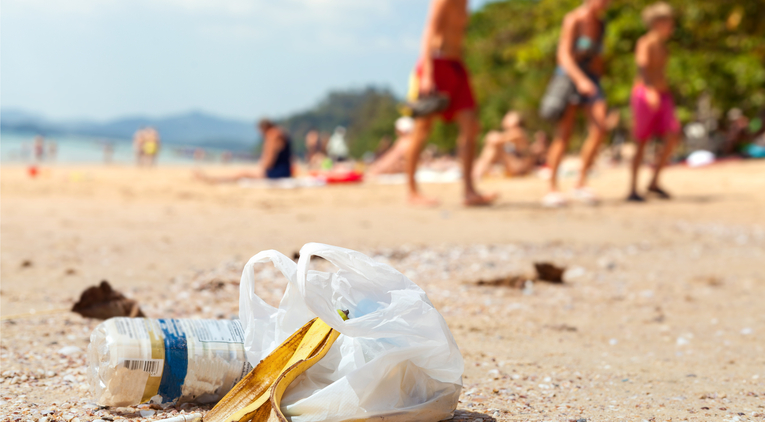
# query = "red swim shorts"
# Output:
<box><xmin>630</xmin><ymin>83</ymin><xmax>680</xmax><ymax>143</ymax></box>
<box><xmin>410</xmin><ymin>58</ymin><xmax>476</xmax><ymax>121</ymax></box>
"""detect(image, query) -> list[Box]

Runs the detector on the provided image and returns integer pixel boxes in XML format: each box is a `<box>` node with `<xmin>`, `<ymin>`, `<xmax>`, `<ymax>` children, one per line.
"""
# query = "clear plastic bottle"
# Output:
<box><xmin>88</xmin><ymin>318</ymin><xmax>252</xmax><ymax>407</ymax></box>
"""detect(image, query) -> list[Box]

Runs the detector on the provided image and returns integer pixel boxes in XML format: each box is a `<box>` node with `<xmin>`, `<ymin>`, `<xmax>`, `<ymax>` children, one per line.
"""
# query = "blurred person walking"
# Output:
<box><xmin>405</xmin><ymin>0</ymin><xmax>496</xmax><ymax>207</ymax></box>
<box><xmin>540</xmin><ymin>0</ymin><xmax>611</xmax><ymax>207</ymax></box>
<box><xmin>195</xmin><ymin>119</ymin><xmax>293</xmax><ymax>183</ymax></box>
<box><xmin>33</xmin><ymin>135</ymin><xmax>46</xmax><ymax>162</ymax></box>
<box><xmin>47</xmin><ymin>140</ymin><xmax>58</xmax><ymax>162</ymax></box>
<box><xmin>103</xmin><ymin>141</ymin><xmax>115</xmax><ymax>164</ymax></box>
<box><xmin>133</xmin><ymin>128</ymin><xmax>145</xmax><ymax>166</ymax></box>
<box><xmin>141</xmin><ymin>127</ymin><xmax>161</xmax><ymax>167</ymax></box>
<box><xmin>627</xmin><ymin>2</ymin><xmax>680</xmax><ymax>201</ymax></box>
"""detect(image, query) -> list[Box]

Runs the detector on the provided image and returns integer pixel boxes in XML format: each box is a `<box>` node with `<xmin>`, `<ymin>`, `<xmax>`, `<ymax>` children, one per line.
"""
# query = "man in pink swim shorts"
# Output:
<box><xmin>628</xmin><ymin>2</ymin><xmax>680</xmax><ymax>202</ymax></box>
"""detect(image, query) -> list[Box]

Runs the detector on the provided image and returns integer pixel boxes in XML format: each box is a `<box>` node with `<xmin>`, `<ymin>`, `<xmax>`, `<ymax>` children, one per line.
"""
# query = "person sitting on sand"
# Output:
<box><xmin>722</xmin><ymin>108</ymin><xmax>751</xmax><ymax>157</ymax></box>
<box><xmin>367</xmin><ymin>117</ymin><xmax>416</xmax><ymax>176</ymax></box>
<box><xmin>472</xmin><ymin>111</ymin><xmax>548</xmax><ymax>180</ymax></box>
<box><xmin>405</xmin><ymin>0</ymin><xmax>496</xmax><ymax>207</ymax></box>
<box><xmin>627</xmin><ymin>2</ymin><xmax>680</xmax><ymax>202</ymax></box>
<box><xmin>326</xmin><ymin>126</ymin><xmax>350</xmax><ymax>162</ymax></box>
<box><xmin>195</xmin><ymin>119</ymin><xmax>293</xmax><ymax>183</ymax></box>
<box><xmin>305</xmin><ymin>129</ymin><xmax>327</xmax><ymax>169</ymax></box>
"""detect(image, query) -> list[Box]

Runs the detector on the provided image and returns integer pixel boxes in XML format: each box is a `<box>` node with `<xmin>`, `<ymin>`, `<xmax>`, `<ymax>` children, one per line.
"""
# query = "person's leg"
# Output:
<box><xmin>501</xmin><ymin>154</ymin><xmax>530</xmax><ymax>177</ymax></box>
<box><xmin>577</xmin><ymin>100</ymin><xmax>608</xmax><ymax>189</ymax></box>
<box><xmin>546</xmin><ymin>105</ymin><xmax>577</xmax><ymax>192</ymax></box>
<box><xmin>628</xmin><ymin>141</ymin><xmax>647</xmax><ymax>201</ymax></box>
<box><xmin>455</xmin><ymin>109</ymin><xmax>497</xmax><ymax>206</ymax></box>
<box><xmin>368</xmin><ymin>137</ymin><xmax>409</xmax><ymax>176</ymax></box>
<box><xmin>648</xmin><ymin>131</ymin><xmax>679</xmax><ymax>198</ymax></box>
<box><xmin>472</xmin><ymin>132</ymin><xmax>502</xmax><ymax>180</ymax></box>
<box><xmin>406</xmin><ymin>117</ymin><xmax>439</xmax><ymax>206</ymax></box>
<box><xmin>648</xmin><ymin>94</ymin><xmax>681</xmax><ymax>198</ymax></box>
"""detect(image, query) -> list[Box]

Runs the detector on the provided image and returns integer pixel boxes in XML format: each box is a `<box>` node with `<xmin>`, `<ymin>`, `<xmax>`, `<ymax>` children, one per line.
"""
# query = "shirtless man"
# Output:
<box><xmin>472</xmin><ymin>112</ymin><xmax>547</xmax><ymax>179</ymax></box>
<box><xmin>544</xmin><ymin>0</ymin><xmax>611</xmax><ymax>207</ymax></box>
<box><xmin>406</xmin><ymin>0</ymin><xmax>496</xmax><ymax>207</ymax></box>
<box><xmin>627</xmin><ymin>2</ymin><xmax>679</xmax><ymax>201</ymax></box>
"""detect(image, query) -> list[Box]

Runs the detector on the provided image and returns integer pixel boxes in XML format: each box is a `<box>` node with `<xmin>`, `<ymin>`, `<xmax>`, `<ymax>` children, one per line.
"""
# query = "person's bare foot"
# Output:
<box><xmin>408</xmin><ymin>193</ymin><xmax>441</xmax><ymax>207</ymax></box>
<box><xmin>464</xmin><ymin>191</ymin><xmax>498</xmax><ymax>207</ymax></box>
<box><xmin>626</xmin><ymin>191</ymin><xmax>646</xmax><ymax>202</ymax></box>
<box><xmin>647</xmin><ymin>185</ymin><xmax>671</xmax><ymax>199</ymax></box>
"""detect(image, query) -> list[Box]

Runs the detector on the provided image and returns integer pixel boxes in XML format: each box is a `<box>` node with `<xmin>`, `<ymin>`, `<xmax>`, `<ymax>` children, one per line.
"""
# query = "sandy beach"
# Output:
<box><xmin>2</xmin><ymin>160</ymin><xmax>764</xmax><ymax>421</ymax></box>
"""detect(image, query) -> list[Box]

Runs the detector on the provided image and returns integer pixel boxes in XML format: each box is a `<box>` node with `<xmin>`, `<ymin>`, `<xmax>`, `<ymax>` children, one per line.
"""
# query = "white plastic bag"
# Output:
<box><xmin>239</xmin><ymin>243</ymin><xmax>463</xmax><ymax>422</ymax></box>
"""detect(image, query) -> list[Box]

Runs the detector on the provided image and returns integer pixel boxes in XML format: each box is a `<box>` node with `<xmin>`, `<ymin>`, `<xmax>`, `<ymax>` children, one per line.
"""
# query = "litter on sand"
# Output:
<box><xmin>85</xmin><ymin>243</ymin><xmax>463</xmax><ymax>422</ymax></box>
<box><xmin>88</xmin><ymin>318</ymin><xmax>251</xmax><ymax>407</ymax></box>
<box><xmin>474</xmin><ymin>261</ymin><xmax>567</xmax><ymax>288</ymax></box>
<box><xmin>534</xmin><ymin>262</ymin><xmax>566</xmax><ymax>283</ymax></box>
<box><xmin>72</xmin><ymin>280</ymin><xmax>144</xmax><ymax>319</ymax></box>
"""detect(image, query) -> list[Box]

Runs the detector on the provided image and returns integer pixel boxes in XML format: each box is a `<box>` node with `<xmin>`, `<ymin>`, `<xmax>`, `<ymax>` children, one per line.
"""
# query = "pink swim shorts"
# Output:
<box><xmin>630</xmin><ymin>83</ymin><xmax>680</xmax><ymax>143</ymax></box>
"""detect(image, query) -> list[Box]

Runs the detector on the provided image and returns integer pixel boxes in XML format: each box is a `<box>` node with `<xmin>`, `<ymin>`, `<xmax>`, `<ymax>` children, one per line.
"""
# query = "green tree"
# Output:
<box><xmin>463</xmin><ymin>0</ymin><xmax>765</xmax><ymax>147</ymax></box>
<box><xmin>279</xmin><ymin>87</ymin><xmax>400</xmax><ymax>158</ymax></box>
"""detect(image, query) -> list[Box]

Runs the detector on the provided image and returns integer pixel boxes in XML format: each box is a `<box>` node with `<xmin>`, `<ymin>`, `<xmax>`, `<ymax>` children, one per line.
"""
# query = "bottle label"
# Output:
<box><xmin>187</xmin><ymin>319</ymin><xmax>246</xmax><ymax>343</ymax></box>
<box><xmin>101</xmin><ymin>318</ymin><xmax>250</xmax><ymax>405</ymax></box>
<box><xmin>157</xmin><ymin>319</ymin><xmax>188</xmax><ymax>403</ymax></box>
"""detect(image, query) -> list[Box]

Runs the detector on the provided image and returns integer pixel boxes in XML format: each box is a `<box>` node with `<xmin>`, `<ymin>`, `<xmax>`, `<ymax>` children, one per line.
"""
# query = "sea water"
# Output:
<box><xmin>0</xmin><ymin>132</ymin><xmax>247</xmax><ymax>164</ymax></box>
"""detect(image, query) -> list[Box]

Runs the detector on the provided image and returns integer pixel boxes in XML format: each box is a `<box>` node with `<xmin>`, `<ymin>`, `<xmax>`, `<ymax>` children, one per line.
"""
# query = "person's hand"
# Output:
<box><xmin>420</xmin><ymin>69</ymin><xmax>435</xmax><ymax>95</ymax></box>
<box><xmin>576</xmin><ymin>78</ymin><xmax>597</xmax><ymax>98</ymax></box>
<box><xmin>646</xmin><ymin>88</ymin><xmax>660</xmax><ymax>111</ymax></box>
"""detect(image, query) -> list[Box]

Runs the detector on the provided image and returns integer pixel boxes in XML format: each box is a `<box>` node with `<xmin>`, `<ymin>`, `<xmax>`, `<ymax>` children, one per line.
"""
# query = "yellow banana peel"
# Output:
<box><xmin>204</xmin><ymin>316</ymin><xmax>343</xmax><ymax>422</ymax></box>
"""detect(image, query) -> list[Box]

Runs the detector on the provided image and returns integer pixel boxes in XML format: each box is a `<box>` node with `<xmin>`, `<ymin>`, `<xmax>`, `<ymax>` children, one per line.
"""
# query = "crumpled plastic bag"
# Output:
<box><xmin>239</xmin><ymin>243</ymin><xmax>463</xmax><ymax>422</ymax></box>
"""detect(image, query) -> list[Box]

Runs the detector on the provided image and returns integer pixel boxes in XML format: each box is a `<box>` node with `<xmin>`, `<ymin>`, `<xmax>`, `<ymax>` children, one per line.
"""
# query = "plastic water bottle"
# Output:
<box><xmin>88</xmin><ymin>318</ymin><xmax>252</xmax><ymax>407</ymax></box>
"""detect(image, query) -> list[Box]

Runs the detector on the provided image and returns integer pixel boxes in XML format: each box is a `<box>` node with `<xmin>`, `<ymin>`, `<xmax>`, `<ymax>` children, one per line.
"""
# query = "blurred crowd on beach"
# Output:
<box><xmin>11</xmin><ymin>0</ymin><xmax>764</xmax><ymax>207</ymax></box>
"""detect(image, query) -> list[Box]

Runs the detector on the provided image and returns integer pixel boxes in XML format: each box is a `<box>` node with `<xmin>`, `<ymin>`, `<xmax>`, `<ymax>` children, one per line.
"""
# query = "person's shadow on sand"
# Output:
<box><xmin>601</xmin><ymin>193</ymin><xmax>727</xmax><ymax>207</ymax></box>
<box><xmin>484</xmin><ymin>193</ymin><xmax>730</xmax><ymax>210</ymax></box>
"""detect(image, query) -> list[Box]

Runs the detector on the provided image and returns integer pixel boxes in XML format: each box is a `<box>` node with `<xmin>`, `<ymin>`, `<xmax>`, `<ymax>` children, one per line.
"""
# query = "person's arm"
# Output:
<box><xmin>419</xmin><ymin>0</ymin><xmax>448</xmax><ymax>94</ymax></box>
<box><xmin>557</xmin><ymin>13</ymin><xmax>596</xmax><ymax>96</ymax></box>
<box><xmin>636</xmin><ymin>38</ymin><xmax>660</xmax><ymax>109</ymax></box>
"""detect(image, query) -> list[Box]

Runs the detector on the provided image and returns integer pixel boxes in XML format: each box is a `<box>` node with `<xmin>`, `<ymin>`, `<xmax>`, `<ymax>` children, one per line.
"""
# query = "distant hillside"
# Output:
<box><xmin>280</xmin><ymin>87</ymin><xmax>401</xmax><ymax>157</ymax></box>
<box><xmin>0</xmin><ymin>109</ymin><xmax>256</xmax><ymax>151</ymax></box>
<box><xmin>1</xmin><ymin>86</ymin><xmax>403</xmax><ymax>156</ymax></box>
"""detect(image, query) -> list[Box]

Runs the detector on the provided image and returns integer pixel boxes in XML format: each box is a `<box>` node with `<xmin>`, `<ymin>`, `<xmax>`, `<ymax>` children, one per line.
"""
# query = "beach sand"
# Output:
<box><xmin>2</xmin><ymin>160</ymin><xmax>764</xmax><ymax>421</ymax></box>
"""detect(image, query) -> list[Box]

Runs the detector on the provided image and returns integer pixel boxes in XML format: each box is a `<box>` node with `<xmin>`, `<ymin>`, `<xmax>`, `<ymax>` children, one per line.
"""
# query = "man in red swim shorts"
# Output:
<box><xmin>628</xmin><ymin>2</ymin><xmax>680</xmax><ymax>202</ymax></box>
<box><xmin>405</xmin><ymin>0</ymin><xmax>496</xmax><ymax>207</ymax></box>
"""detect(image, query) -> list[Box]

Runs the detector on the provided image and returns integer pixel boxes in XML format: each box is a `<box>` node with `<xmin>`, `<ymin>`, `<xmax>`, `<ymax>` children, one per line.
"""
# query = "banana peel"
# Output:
<box><xmin>205</xmin><ymin>315</ymin><xmax>344</xmax><ymax>422</ymax></box>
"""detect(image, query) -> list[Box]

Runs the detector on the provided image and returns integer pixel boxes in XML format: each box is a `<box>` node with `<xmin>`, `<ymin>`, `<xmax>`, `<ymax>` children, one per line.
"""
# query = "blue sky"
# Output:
<box><xmin>2</xmin><ymin>0</ymin><xmax>494</xmax><ymax>121</ymax></box>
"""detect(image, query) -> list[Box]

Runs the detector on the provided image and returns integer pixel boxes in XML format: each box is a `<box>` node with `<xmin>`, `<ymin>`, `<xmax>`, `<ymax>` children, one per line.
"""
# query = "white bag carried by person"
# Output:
<box><xmin>239</xmin><ymin>243</ymin><xmax>463</xmax><ymax>422</ymax></box>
